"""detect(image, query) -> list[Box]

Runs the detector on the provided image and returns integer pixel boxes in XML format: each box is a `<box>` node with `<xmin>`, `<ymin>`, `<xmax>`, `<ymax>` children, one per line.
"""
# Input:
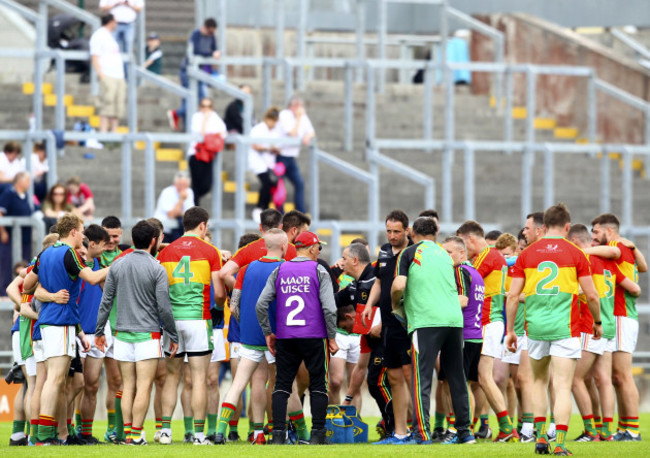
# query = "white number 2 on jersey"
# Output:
<box><xmin>286</xmin><ymin>295</ymin><xmax>306</xmax><ymax>326</ymax></box>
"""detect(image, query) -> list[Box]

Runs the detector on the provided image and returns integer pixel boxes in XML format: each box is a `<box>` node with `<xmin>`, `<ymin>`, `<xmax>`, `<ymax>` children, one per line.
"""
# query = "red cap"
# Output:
<box><xmin>294</xmin><ymin>231</ymin><xmax>327</xmax><ymax>248</ymax></box>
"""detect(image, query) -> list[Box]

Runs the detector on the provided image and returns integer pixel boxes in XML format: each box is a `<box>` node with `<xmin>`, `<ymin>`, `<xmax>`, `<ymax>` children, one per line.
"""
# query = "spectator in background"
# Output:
<box><xmin>99</xmin><ymin>0</ymin><xmax>144</xmax><ymax>56</ymax></box>
<box><xmin>278</xmin><ymin>96</ymin><xmax>315</xmax><ymax>213</ymax></box>
<box><xmin>167</xmin><ymin>18</ymin><xmax>220</xmax><ymax>131</ymax></box>
<box><xmin>153</xmin><ymin>171</ymin><xmax>195</xmax><ymax>243</ymax></box>
<box><xmin>0</xmin><ymin>141</ymin><xmax>26</xmax><ymax>195</ymax></box>
<box><xmin>224</xmin><ymin>85</ymin><xmax>252</xmax><ymax>134</ymax></box>
<box><xmin>41</xmin><ymin>184</ymin><xmax>76</xmax><ymax>230</ymax></box>
<box><xmin>144</xmin><ymin>32</ymin><xmax>163</xmax><ymax>75</ymax></box>
<box><xmin>0</xmin><ymin>172</ymin><xmax>33</xmax><ymax>293</ymax></box>
<box><xmin>30</xmin><ymin>142</ymin><xmax>48</xmax><ymax>203</ymax></box>
<box><xmin>90</xmin><ymin>14</ymin><xmax>126</xmax><ymax>134</ymax></box>
<box><xmin>249</xmin><ymin>107</ymin><xmax>281</xmax><ymax>220</ymax></box>
<box><xmin>66</xmin><ymin>176</ymin><xmax>95</xmax><ymax>220</ymax></box>
<box><xmin>187</xmin><ymin>97</ymin><xmax>227</xmax><ymax>207</ymax></box>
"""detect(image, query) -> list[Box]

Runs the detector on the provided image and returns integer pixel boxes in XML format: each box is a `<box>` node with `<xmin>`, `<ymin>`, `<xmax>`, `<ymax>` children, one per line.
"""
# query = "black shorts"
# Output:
<box><xmin>382</xmin><ymin>326</ymin><xmax>411</xmax><ymax>369</ymax></box>
<box><xmin>437</xmin><ymin>340</ymin><xmax>482</xmax><ymax>383</ymax></box>
<box><xmin>463</xmin><ymin>341</ymin><xmax>482</xmax><ymax>383</ymax></box>
<box><xmin>68</xmin><ymin>347</ymin><xmax>83</xmax><ymax>377</ymax></box>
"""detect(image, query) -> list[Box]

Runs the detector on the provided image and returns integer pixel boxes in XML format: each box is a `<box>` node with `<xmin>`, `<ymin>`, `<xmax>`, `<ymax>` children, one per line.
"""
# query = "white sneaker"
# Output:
<box><xmin>153</xmin><ymin>430</ymin><xmax>161</xmax><ymax>443</ymax></box>
<box><xmin>194</xmin><ymin>436</ymin><xmax>211</xmax><ymax>445</ymax></box>
<box><xmin>159</xmin><ymin>431</ymin><xmax>172</xmax><ymax>445</ymax></box>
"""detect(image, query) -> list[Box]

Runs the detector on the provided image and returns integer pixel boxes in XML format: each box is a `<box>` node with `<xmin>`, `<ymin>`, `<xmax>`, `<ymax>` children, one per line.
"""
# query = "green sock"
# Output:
<box><xmin>38</xmin><ymin>425</ymin><xmax>54</xmax><ymax>442</ymax></box>
<box><xmin>207</xmin><ymin>414</ymin><xmax>218</xmax><ymax>435</ymax></box>
<box><xmin>67</xmin><ymin>420</ymin><xmax>75</xmax><ymax>436</ymax></box>
<box><xmin>434</xmin><ymin>411</ymin><xmax>446</xmax><ymax>430</ymax></box>
<box><xmin>289</xmin><ymin>410</ymin><xmax>309</xmax><ymax>441</ymax></box>
<box><xmin>523</xmin><ymin>413</ymin><xmax>534</xmax><ymax>425</ymax></box>
<box><xmin>75</xmin><ymin>410</ymin><xmax>82</xmax><ymax>430</ymax></box>
<box><xmin>517</xmin><ymin>417</ymin><xmax>523</xmax><ymax>431</ymax></box>
<box><xmin>602</xmin><ymin>417</ymin><xmax>613</xmax><ymax>439</ymax></box>
<box><xmin>184</xmin><ymin>416</ymin><xmax>194</xmax><ymax>435</ymax></box>
<box><xmin>583</xmin><ymin>416</ymin><xmax>596</xmax><ymax>435</ymax></box>
<box><xmin>229</xmin><ymin>420</ymin><xmax>238</xmax><ymax>433</ymax></box>
<box><xmin>217</xmin><ymin>403</ymin><xmax>236</xmax><ymax>436</ymax></box>
<box><xmin>556</xmin><ymin>425</ymin><xmax>567</xmax><ymax>449</ymax></box>
<box><xmin>162</xmin><ymin>416</ymin><xmax>172</xmax><ymax>430</ymax></box>
<box><xmin>534</xmin><ymin>417</ymin><xmax>547</xmax><ymax>441</ymax></box>
<box><xmin>497</xmin><ymin>411</ymin><xmax>513</xmax><ymax>434</ymax></box>
<box><xmin>12</xmin><ymin>420</ymin><xmax>26</xmax><ymax>435</ymax></box>
<box><xmin>248</xmin><ymin>417</ymin><xmax>253</xmax><ymax>434</ymax></box>
<box><xmin>107</xmin><ymin>410</ymin><xmax>116</xmax><ymax>431</ymax></box>
<box><xmin>194</xmin><ymin>419</ymin><xmax>205</xmax><ymax>435</ymax></box>
<box><xmin>115</xmin><ymin>392</ymin><xmax>124</xmax><ymax>440</ymax></box>
<box><xmin>30</xmin><ymin>421</ymin><xmax>38</xmax><ymax>441</ymax></box>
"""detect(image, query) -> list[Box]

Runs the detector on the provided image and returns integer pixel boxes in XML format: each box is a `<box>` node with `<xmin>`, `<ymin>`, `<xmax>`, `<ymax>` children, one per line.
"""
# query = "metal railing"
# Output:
<box><xmin>611</xmin><ymin>28</ymin><xmax>650</xmax><ymax>69</ymax></box>
<box><xmin>0</xmin><ymin>216</ymin><xmax>47</xmax><ymax>269</ymax></box>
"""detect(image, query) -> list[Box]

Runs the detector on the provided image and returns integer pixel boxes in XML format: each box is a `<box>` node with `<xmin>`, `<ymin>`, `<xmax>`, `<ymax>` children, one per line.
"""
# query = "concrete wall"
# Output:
<box><xmin>471</xmin><ymin>13</ymin><xmax>650</xmax><ymax>144</ymax></box>
<box><xmin>0</xmin><ymin>5</ymin><xmax>35</xmax><ymax>82</ymax></box>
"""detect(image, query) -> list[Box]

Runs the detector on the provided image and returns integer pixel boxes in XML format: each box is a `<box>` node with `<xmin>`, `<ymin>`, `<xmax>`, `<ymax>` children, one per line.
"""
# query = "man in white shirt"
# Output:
<box><xmin>153</xmin><ymin>171</ymin><xmax>195</xmax><ymax>243</ymax></box>
<box><xmin>0</xmin><ymin>141</ymin><xmax>26</xmax><ymax>195</ymax></box>
<box><xmin>100</xmin><ymin>0</ymin><xmax>143</xmax><ymax>56</ymax></box>
<box><xmin>90</xmin><ymin>14</ymin><xmax>126</xmax><ymax>134</ymax></box>
<box><xmin>278</xmin><ymin>96</ymin><xmax>315</xmax><ymax>213</ymax></box>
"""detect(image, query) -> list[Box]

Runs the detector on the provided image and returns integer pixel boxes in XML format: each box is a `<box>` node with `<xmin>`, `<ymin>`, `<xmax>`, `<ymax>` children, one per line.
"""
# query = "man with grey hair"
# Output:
<box><xmin>153</xmin><ymin>171</ymin><xmax>195</xmax><ymax>242</ymax></box>
<box><xmin>0</xmin><ymin>171</ymin><xmax>33</xmax><ymax>292</ymax></box>
<box><xmin>277</xmin><ymin>95</ymin><xmax>315</xmax><ymax>213</ymax></box>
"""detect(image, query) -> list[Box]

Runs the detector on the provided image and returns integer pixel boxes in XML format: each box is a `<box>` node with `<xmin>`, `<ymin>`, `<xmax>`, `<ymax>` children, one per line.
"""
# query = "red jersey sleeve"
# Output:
<box><xmin>210</xmin><ymin>245</ymin><xmax>222</xmax><ymax>272</ymax></box>
<box><xmin>474</xmin><ymin>250</ymin><xmax>491</xmax><ymax>278</ymax></box>
<box><xmin>574</xmin><ymin>248</ymin><xmax>592</xmax><ymax>277</ymax></box>
<box><xmin>234</xmin><ymin>264</ymin><xmax>248</xmax><ymax>290</ymax></box>
<box><xmin>231</xmin><ymin>244</ymin><xmax>255</xmax><ymax>267</ymax></box>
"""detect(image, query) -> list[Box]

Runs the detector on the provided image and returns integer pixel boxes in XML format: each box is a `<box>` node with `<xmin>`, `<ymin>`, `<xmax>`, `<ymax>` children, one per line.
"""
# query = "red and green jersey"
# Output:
<box><xmin>579</xmin><ymin>255</ymin><xmax>623</xmax><ymax>340</ymax></box>
<box><xmin>609</xmin><ymin>241</ymin><xmax>639</xmax><ymax>320</ymax></box>
<box><xmin>231</xmin><ymin>237</ymin><xmax>297</xmax><ymax>268</ymax></box>
<box><xmin>512</xmin><ymin>236</ymin><xmax>591</xmax><ymax>341</ymax></box>
<box><xmin>473</xmin><ymin>246</ymin><xmax>507</xmax><ymax>325</ymax></box>
<box><xmin>158</xmin><ymin>235</ymin><xmax>222</xmax><ymax>320</ymax></box>
<box><xmin>506</xmin><ymin>263</ymin><xmax>527</xmax><ymax>336</ymax></box>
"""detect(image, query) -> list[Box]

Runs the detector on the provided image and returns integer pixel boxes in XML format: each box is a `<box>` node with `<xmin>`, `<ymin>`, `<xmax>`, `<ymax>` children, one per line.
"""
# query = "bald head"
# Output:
<box><xmin>264</xmin><ymin>228</ymin><xmax>288</xmax><ymax>258</ymax></box>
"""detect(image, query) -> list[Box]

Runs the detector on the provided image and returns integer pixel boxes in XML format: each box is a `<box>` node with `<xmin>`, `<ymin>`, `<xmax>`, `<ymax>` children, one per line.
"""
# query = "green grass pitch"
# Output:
<box><xmin>1</xmin><ymin>414</ymin><xmax>649</xmax><ymax>456</ymax></box>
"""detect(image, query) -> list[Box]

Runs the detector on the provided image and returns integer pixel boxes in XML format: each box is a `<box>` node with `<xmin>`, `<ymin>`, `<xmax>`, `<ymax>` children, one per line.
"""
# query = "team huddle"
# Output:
<box><xmin>6</xmin><ymin>203</ymin><xmax>645</xmax><ymax>453</ymax></box>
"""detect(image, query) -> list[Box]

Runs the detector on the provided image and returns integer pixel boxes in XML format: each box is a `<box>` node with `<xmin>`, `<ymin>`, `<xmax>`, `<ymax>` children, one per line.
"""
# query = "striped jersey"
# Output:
<box><xmin>609</xmin><ymin>241</ymin><xmax>639</xmax><ymax>320</ymax></box>
<box><xmin>511</xmin><ymin>236</ymin><xmax>591</xmax><ymax>340</ymax></box>
<box><xmin>158</xmin><ymin>235</ymin><xmax>222</xmax><ymax>320</ymax></box>
<box><xmin>473</xmin><ymin>246</ymin><xmax>507</xmax><ymax>325</ymax></box>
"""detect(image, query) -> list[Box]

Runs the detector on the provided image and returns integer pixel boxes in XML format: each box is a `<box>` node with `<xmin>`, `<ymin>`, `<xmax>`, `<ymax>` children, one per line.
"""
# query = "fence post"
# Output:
<box><xmin>34</xmin><ymin>0</ymin><xmax>48</xmax><ymax>131</ymax></box>
<box><xmin>344</xmin><ymin>63</ymin><xmax>354</xmax><ymax>152</ymax></box>
<box><xmin>494</xmin><ymin>35</ymin><xmax>504</xmax><ymax>107</ymax></box>
<box><xmin>423</xmin><ymin>61</ymin><xmax>433</xmax><ymax>153</ymax></box>
<box><xmin>218</xmin><ymin>0</ymin><xmax>227</xmax><ymax>78</ymax></box>
<box><xmin>262</xmin><ymin>60</ymin><xmax>272</xmax><ymax>112</ymax></box>
<box><xmin>600</xmin><ymin>147</ymin><xmax>611</xmax><ymax>213</ymax></box>
<box><xmin>137</xmin><ymin>2</ymin><xmax>145</xmax><ymax>67</ymax></box>
<box><xmin>521</xmin><ymin>147</ymin><xmax>533</xmax><ymax>222</ymax></box>
<box><xmin>275</xmin><ymin>0</ymin><xmax>284</xmax><ymax>80</ymax></box>
<box><xmin>464</xmin><ymin>144</ymin><xmax>475</xmax><ymax>221</ymax></box>
<box><xmin>284</xmin><ymin>60</ymin><xmax>293</xmax><ymax>105</ymax></box>
<box><xmin>121</xmin><ymin>140</ymin><xmax>132</xmax><ymax>220</ymax></box>
<box><xmin>440</xmin><ymin>0</ymin><xmax>449</xmax><ymax>92</ymax></box>
<box><xmin>144</xmin><ymin>135</ymin><xmax>155</xmax><ymax>218</ymax></box>
<box><xmin>442</xmin><ymin>65</ymin><xmax>454</xmax><ymax>224</ymax></box>
<box><xmin>377</xmin><ymin>0</ymin><xmax>386</xmax><ymax>93</ymax></box>
<box><xmin>296</xmin><ymin>0</ymin><xmax>309</xmax><ymax>90</ymax></box>
<box><xmin>187</xmin><ymin>69</ymin><xmax>198</xmax><ymax>133</ymax></box>
<box><xmin>645</xmin><ymin>107</ymin><xmax>650</xmax><ymax>179</ymax></box>
<box><xmin>504</xmin><ymin>67</ymin><xmax>513</xmax><ymax>151</ymax></box>
<box><xmin>12</xmin><ymin>220</ymin><xmax>21</xmax><ymax>267</ymax></box>
<box><xmin>212</xmin><ymin>141</ymin><xmax>223</xmax><ymax>247</ymax></box>
<box><xmin>45</xmin><ymin>131</ymin><xmax>57</xmax><ymax>189</ymax></box>
<box><xmin>526</xmin><ymin>66</ymin><xmax>536</xmax><ymax>145</ymax></box>
<box><xmin>55</xmin><ymin>53</ymin><xmax>65</xmax><ymax>136</ymax></box>
<box><xmin>309</xmin><ymin>143</ymin><xmax>319</xmax><ymax>222</ymax></box>
<box><xmin>543</xmin><ymin>144</ymin><xmax>554</xmax><ymax>209</ymax></box>
<box><xmin>355</xmin><ymin>0</ymin><xmax>365</xmax><ymax>84</ymax></box>
<box><xmin>234</xmin><ymin>136</ymin><xmax>246</xmax><ymax>245</ymax></box>
<box><xmin>587</xmin><ymin>73</ymin><xmax>597</xmax><ymax>143</ymax></box>
<box><xmin>127</xmin><ymin>58</ymin><xmax>137</xmax><ymax>134</ymax></box>
<box><xmin>622</xmin><ymin>147</ymin><xmax>633</xmax><ymax>229</ymax></box>
<box><xmin>365</xmin><ymin>65</ymin><xmax>376</xmax><ymax>149</ymax></box>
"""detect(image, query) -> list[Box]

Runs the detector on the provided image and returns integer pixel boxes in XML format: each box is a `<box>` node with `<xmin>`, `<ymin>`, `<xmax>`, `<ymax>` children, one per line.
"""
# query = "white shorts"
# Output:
<box><xmin>41</xmin><ymin>325</ymin><xmax>76</xmax><ymax>360</ymax></box>
<box><xmin>114</xmin><ymin>338</ymin><xmax>163</xmax><ymax>362</ymax></box>
<box><xmin>332</xmin><ymin>332</ymin><xmax>361</xmax><ymax>363</ymax></box>
<box><xmin>32</xmin><ymin>340</ymin><xmax>45</xmax><ymax>363</ymax></box>
<box><xmin>12</xmin><ymin>331</ymin><xmax>24</xmax><ymax>365</ymax></box>
<box><xmin>614</xmin><ymin>316</ymin><xmax>638</xmax><ymax>354</ymax></box>
<box><xmin>481</xmin><ymin>321</ymin><xmax>505</xmax><ymax>359</ymax></box>
<box><xmin>230</xmin><ymin>342</ymin><xmax>242</xmax><ymax>360</ymax></box>
<box><xmin>104</xmin><ymin>322</ymin><xmax>116</xmax><ymax>359</ymax></box>
<box><xmin>211</xmin><ymin>328</ymin><xmax>227</xmax><ymax>363</ymax></box>
<box><xmin>501</xmin><ymin>334</ymin><xmax>528</xmax><ymax>364</ymax></box>
<box><xmin>527</xmin><ymin>337</ymin><xmax>581</xmax><ymax>360</ymax></box>
<box><xmin>79</xmin><ymin>334</ymin><xmax>106</xmax><ymax>359</ymax></box>
<box><xmin>24</xmin><ymin>356</ymin><xmax>37</xmax><ymax>377</ymax></box>
<box><xmin>164</xmin><ymin>319</ymin><xmax>213</xmax><ymax>355</ymax></box>
<box><xmin>239</xmin><ymin>345</ymin><xmax>275</xmax><ymax>364</ymax></box>
<box><xmin>580</xmin><ymin>332</ymin><xmax>605</xmax><ymax>356</ymax></box>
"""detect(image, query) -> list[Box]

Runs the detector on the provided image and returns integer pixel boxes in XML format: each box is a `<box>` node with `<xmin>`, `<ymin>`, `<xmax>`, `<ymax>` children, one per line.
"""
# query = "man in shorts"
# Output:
<box><xmin>591</xmin><ymin>213</ymin><xmax>647</xmax><ymax>441</ymax></box>
<box><xmin>23</xmin><ymin>213</ymin><xmax>108</xmax><ymax>445</ymax></box>
<box><xmin>96</xmin><ymin>220</ymin><xmax>178</xmax><ymax>445</ymax></box>
<box><xmin>157</xmin><ymin>207</ymin><xmax>226</xmax><ymax>445</ymax></box>
<box><xmin>568</xmin><ymin>224</ymin><xmax>640</xmax><ymax>442</ymax></box>
<box><xmin>457</xmin><ymin>220</ymin><xmax>516</xmax><ymax>442</ymax></box>
<box><xmin>75</xmin><ymin>225</ymin><xmax>109</xmax><ymax>444</ymax></box>
<box><xmin>362</xmin><ymin>210</ymin><xmax>412</xmax><ymax>443</ymax></box>
<box><xmin>506</xmin><ymin>203</ymin><xmax>602</xmax><ymax>455</ymax></box>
